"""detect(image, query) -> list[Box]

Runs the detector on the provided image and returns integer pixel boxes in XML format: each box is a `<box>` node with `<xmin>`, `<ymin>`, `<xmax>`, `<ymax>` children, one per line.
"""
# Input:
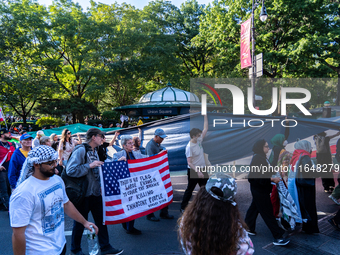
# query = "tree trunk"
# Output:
<box><xmin>77</xmin><ymin>111</ymin><xmax>84</xmax><ymax>124</ymax></box>
<box><xmin>72</xmin><ymin>113</ymin><xmax>76</xmax><ymax>124</ymax></box>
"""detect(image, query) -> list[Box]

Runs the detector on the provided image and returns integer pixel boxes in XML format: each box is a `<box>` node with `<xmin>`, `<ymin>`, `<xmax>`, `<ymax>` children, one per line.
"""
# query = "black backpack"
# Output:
<box><xmin>61</xmin><ymin>143</ymin><xmax>92</xmax><ymax>207</ymax></box>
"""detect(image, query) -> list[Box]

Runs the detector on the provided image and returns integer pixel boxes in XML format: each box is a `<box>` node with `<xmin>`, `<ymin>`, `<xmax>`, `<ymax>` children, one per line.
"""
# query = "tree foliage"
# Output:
<box><xmin>1</xmin><ymin>0</ymin><xmax>340</xmax><ymax>122</ymax></box>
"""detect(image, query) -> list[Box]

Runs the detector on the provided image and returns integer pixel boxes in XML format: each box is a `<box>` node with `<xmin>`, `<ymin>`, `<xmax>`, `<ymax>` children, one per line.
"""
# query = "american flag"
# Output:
<box><xmin>100</xmin><ymin>150</ymin><xmax>173</xmax><ymax>225</ymax></box>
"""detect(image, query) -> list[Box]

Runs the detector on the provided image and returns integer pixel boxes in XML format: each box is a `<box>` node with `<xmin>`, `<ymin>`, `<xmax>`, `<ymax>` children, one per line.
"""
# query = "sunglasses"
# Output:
<box><xmin>41</xmin><ymin>160</ymin><xmax>57</xmax><ymax>167</ymax></box>
<box><xmin>67</xmin><ymin>132</ymin><xmax>71</xmax><ymax>135</ymax></box>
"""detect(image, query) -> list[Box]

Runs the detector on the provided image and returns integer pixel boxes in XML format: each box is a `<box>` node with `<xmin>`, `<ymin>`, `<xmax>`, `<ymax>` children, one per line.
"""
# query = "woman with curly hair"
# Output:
<box><xmin>178</xmin><ymin>173</ymin><xmax>254</xmax><ymax>255</ymax></box>
<box><xmin>58</xmin><ymin>129</ymin><xmax>82</xmax><ymax>166</ymax></box>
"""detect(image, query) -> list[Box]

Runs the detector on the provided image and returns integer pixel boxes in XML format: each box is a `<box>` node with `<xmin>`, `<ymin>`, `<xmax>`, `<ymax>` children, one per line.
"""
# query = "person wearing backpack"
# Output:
<box><xmin>65</xmin><ymin>128</ymin><xmax>123</xmax><ymax>255</ymax></box>
<box><xmin>313</xmin><ymin>131</ymin><xmax>340</xmax><ymax>193</ymax></box>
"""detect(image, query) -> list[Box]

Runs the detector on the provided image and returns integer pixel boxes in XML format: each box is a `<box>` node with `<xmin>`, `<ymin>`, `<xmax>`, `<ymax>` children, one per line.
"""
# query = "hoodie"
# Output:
<box><xmin>8</xmin><ymin>148</ymin><xmax>28</xmax><ymax>189</ymax></box>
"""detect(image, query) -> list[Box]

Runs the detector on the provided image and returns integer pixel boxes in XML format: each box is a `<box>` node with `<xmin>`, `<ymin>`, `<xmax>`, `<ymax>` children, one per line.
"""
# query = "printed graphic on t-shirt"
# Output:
<box><xmin>38</xmin><ymin>183</ymin><xmax>64</xmax><ymax>234</ymax></box>
<box><xmin>88</xmin><ymin>150</ymin><xmax>100</xmax><ymax>181</ymax></box>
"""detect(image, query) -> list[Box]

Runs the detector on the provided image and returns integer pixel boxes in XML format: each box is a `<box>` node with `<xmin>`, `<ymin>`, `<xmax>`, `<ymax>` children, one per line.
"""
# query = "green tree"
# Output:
<box><xmin>36</xmin><ymin>98</ymin><xmax>100</xmax><ymax>118</ymax></box>
<box><xmin>195</xmin><ymin>0</ymin><xmax>337</xmax><ymax>108</ymax></box>
<box><xmin>34</xmin><ymin>0</ymin><xmax>106</xmax><ymax>122</ymax></box>
<box><xmin>0</xmin><ymin>0</ymin><xmax>52</xmax><ymax>123</ymax></box>
<box><xmin>89</xmin><ymin>1</ymin><xmax>182</xmax><ymax>109</ymax></box>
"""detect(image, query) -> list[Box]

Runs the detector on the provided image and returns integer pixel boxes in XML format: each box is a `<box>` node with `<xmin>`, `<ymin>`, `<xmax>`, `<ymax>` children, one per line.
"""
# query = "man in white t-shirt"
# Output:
<box><xmin>180</xmin><ymin>114</ymin><xmax>209</xmax><ymax>212</ymax></box>
<box><xmin>10</xmin><ymin>146</ymin><xmax>98</xmax><ymax>255</ymax></box>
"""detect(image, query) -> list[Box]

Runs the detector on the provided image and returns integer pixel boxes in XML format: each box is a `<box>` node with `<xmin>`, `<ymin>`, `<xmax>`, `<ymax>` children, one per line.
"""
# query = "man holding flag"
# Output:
<box><xmin>100</xmin><ymin>131</ymin><xmax>173</xmax><ymax>230</ymax></box>
<box><xmin>145</xmin><ymin>129</ymin><xmax>174</xmax><ymax>221</ymax></box>
<box><xmin>112</xmin><ymin>135</ymin><xmax>148</xmax><ymax>235</ymax></box>
<box><xmin>66</xmin><ymin>128</ymin><xmax>123</xmax><ymax>255</ymax></box>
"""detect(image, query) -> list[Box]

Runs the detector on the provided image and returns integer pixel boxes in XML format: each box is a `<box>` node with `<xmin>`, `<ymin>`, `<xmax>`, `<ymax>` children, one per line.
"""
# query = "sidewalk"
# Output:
<box><xmin>262</xmin><ymin>211</ymin><xmax>340</xmax><ymax>255</ymax></box>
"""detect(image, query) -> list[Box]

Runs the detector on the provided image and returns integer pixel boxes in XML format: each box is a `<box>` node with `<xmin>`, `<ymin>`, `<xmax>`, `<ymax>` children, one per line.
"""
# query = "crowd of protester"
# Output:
<box><xmin>1</xmin><ymin>115</ymin><xmax>340</xmax><ymax>255</ymax></box>
<box><xmin>0</xmin><ymin>125</ymin><xmax>173</xmax><ymax>254</ymax></box>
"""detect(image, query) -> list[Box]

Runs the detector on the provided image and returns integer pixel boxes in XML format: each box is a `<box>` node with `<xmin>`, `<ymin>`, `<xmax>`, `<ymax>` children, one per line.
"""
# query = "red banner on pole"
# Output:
<box><xmin>0</xmin><ymin>108</ymin><xmax>4</xmax><ymax>122</ymax></box>
<box><xmin>240</xmin><ymin>18</ymin><xmax>252</xmax><ymax>69</ymax></box>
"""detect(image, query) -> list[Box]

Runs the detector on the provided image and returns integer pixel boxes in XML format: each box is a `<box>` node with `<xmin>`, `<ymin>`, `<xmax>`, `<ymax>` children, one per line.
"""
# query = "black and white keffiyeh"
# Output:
<box><xmin>16</xmin><ymin>145</ymin><xmax>58</xmax><ymax>187</ymax></box>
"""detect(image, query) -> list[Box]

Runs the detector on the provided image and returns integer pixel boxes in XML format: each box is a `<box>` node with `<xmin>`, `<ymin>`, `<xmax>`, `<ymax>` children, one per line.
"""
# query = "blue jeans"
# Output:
<box><xmin>0</xmin><ymin>170</ymin><xmax>10</xmax><ymax>210</ymax></box>
<box><xmin>71</xmin><ymin>195</ymin><xmax>112</xmax><ymax>253</ymax></box>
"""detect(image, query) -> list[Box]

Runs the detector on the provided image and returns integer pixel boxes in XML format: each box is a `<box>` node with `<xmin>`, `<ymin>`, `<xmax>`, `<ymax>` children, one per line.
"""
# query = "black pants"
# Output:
<box><xmin>122</xmin><ymin>220</ymin><xmax>135</xmax><ymax>231</ymax></box>
<box><xmin>245</xmin><ymin>186</ymin><xmax>285</xmax><ymax>240</ymax></box>
<box><xmin>0</xmin><ymin>170</ymin><xmax>10</xmax><ymax>210</ymax></box>
<box><xmin>317</xmin><ymin>153</ymin><xmax>335</xmax><ymax>189</ymax></box>
<box><xmin>180</xmin><ymin>168</ymin><xmax>208</xmax><ymax>210</ymax></box>
<box><xmin>71</xmin><ymin>195</ymin><xmax>111</xmax><ymax>253</ymax></box>
<box><xmin>147</xmin><ymin>206</ymin><xmax>169</xmax><ymax>218</ymax></box>
<box><xmin>334</xmin><ymin>209</ymin><xmax>340</xmax><ymax>224</ymax></box>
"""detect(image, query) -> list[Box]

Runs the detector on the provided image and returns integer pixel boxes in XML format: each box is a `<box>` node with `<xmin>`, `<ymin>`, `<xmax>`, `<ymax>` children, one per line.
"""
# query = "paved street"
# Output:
<box><xmin>0</xmin><ymin>171</ymin><xmax>339</xmax><ymax>255</ymax></box>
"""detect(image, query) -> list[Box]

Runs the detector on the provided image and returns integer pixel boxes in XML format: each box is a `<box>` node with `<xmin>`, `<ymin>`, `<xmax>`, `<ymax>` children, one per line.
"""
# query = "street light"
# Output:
<box><xmin>251</xmin><ymin>0</ymin><xmax>267</xmax><ymax>106</ymax></box>
<box><xmin>259</xmin><ymin>3</ymin><xmax>268</xmax><ymax>22</ymax></box>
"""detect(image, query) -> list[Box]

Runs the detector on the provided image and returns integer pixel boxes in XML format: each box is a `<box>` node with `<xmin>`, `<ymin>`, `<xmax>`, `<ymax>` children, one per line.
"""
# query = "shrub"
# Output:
<box><xmin>8</xmin><ymin>121</ymin><xmax>39</xmax><ymax>131</ymax></box>
<box><xmin>101</xmin><ymin>110</ymin><xmax>120</xmax><ymax>120</ymax></box>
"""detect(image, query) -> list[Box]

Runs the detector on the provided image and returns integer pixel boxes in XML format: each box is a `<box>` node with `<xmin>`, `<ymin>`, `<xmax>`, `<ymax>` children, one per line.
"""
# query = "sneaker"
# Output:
<box><xmin>146</xmin><ymin>216</ymin><xmax>160</xmax><ymax>222</ymax></box>
<box><xmin>328</xmin><ymin>218</ymin><xmax>340</xmax><ymax>231</ymax></box>
<box><xmin>101</xmin><ymin>247</ymin><xmax>124</xmax><ymax>255</ymax></box>
<box><xmin>328</xmin><ymin>195</ymin><xmax>340</xmax><ymax>205</ymax></box>
<box><xmin>246</xmin><ymin>230</ymin><xmax>257</xmax><ymax>236</ymax></box>
<box><xmin>126</xmin><ymin>227</ymin><xmax>142</xmax><ymax>235</ymax></box>
<box><xmin>273</xmin><ymin>238</ymin><xmax>290</xmax><ymax>246</ymax></box>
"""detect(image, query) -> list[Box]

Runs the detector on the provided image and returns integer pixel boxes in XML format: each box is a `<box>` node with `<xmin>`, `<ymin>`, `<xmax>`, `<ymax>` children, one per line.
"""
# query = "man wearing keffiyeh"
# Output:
<box><xmin>9</xmin><ymin>145</ymin><xmax>98</xmax><ymax>255</ymax></box>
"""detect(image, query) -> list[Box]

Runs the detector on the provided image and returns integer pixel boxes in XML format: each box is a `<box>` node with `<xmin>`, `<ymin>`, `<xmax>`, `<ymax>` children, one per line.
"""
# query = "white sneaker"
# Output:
<box><xmin>273</xmin><ymin>238</ymin><xmax>290</xmax><ymax>246</ymax></box>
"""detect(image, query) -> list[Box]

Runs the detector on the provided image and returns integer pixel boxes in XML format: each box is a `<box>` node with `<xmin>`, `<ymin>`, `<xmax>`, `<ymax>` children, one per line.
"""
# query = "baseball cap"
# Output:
<box><xmin>98</xmin><ymin>124</ymin><xmax>103</xmax><ymax>128</ymax></box>
<box><xmin>86</xmin><ymin>128</ymin><xmax>105</xmax><ymax>140</ymax></box>
<box><xmin>0</xmin><ymin>128</ymin><xmax>9</xmax><ymax>136</ymax></box>
<box><xmin>20</xmin><ymin>134</ymin><xmax>33</xmax><ymax>141</ymax></box>
<box><xmin>36</xmin><ymin>130</ymin><xmax>45</xmax><ymax>136</ymax></box>
<box><xmin>205</xmin><ymin>173</ymin><xmax>237</xmax><ymax>206</ymax></box>
<box><xmin>154</xmin><ymin>128</ymin><xmax>167</xmax><ymax>139</ymax></box>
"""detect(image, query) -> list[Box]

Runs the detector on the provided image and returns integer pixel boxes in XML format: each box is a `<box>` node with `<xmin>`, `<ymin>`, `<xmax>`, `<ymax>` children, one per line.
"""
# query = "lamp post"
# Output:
<box><xmin>251</xmin><ymin>0</ymin><xmax>268</xmax><ymax>106</ymax></box>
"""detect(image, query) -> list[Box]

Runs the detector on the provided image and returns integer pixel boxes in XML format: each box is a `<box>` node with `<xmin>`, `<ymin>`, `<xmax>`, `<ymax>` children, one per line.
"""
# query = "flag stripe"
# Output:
<box><xmin>106</xmin><ymin>209</ymin><xmax>125</xmax><ymax>216</ymax></box>
<box><xmin>162</xmin><ymin>174</ymin><xmax>170</xmax><ymax>182</ymax></box>
<box><xmin>129</xmin><ymin>157</ymin><xmax>168</xmax><ymax>172</ymax></box>
<box><xmin>104</xmin><ymin>199</ymin><xmax>173</xmax><ymax>224</ymax></box>
<box><xmin>128</xmin><ymin>150</ymin><xmax>167</xmax><ymax>164</ymax></box>
<box><xmin>164</xmin><ymin>182</ymin><xmax>172</xmax><ymax>189</ymax></box>
<box><xmin>105</xmin><ymin>200</ymin><xmax>121</xmax><ymax>207</ymax></box>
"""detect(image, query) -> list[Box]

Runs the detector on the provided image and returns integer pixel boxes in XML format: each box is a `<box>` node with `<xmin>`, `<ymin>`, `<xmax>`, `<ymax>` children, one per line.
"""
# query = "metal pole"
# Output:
<box><xmin>251</xmin><ymin>0</ymin><xmax>256</xmax><ymax>107</ymax></box>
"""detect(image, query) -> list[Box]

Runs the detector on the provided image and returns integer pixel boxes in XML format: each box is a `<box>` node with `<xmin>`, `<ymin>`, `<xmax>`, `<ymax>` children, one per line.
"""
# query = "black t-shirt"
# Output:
<box><xmin>52</xmin><ymin>141</ymin><xmax>59</xmax><ymax>151</ymax></box>
<box><xmin>97</xmin><ymin>142</ymin><xmax>110</xmax><ymax>162</ymax></box>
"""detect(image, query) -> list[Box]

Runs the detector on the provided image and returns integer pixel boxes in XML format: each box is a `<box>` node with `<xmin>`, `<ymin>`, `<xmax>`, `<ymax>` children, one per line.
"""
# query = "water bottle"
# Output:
<box><xmin>87</xmin><ymin>225</ymin><xmax>99</xmax><ymax>255</ymax></box>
